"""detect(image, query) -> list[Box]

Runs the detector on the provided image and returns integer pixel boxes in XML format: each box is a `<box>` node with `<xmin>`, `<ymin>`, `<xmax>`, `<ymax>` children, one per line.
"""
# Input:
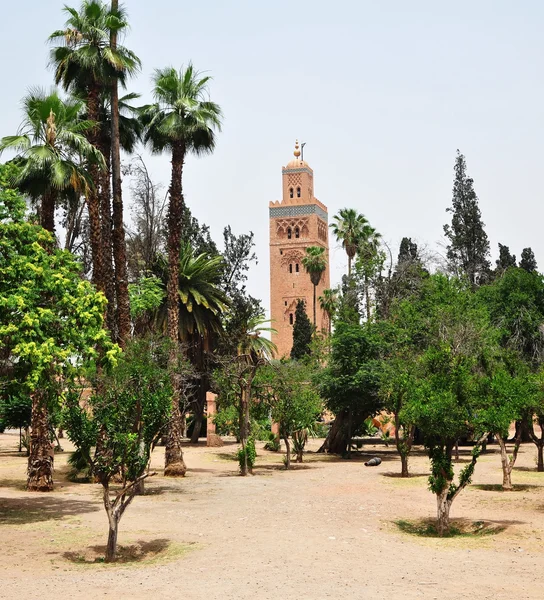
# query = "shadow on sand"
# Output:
<box><xmin>0</xmin><ymin>495</ymin><xmax>99</xmax><ymax>525</ymax></box>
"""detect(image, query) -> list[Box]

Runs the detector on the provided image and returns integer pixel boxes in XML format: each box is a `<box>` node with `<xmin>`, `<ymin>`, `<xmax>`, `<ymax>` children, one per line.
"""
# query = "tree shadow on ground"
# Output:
<box><xmin>395</xmin><ymin>517</ymin><xmax>523</xmax><ymax>538</ymax></box>
<box><xmin>471</xmin><ymin>483</ymin><xmax>542</xmax><ymax>492</ymax></box>
<box><xmin>187</xmin><ymin>467</ymin><xmax>224</xmax><ymax>475</ymax></box>
<box><xmin>63</xmin><ymin>538</ymin><xmax>173</xmax><ymax>564</ymax></box>
<box><xmin>513</xmin><ymin>466</ymin><xmax>544</xmax><ymax>472</ymax></box>
<box><xmin>0</xmin><ymin>495</ymin><xmax>99</xmax><ymax>525</ymax></box>
<box><xmin>381</xmin><ymin>471</ymin><xmax>428</xmax><ymax>479</ymax></box>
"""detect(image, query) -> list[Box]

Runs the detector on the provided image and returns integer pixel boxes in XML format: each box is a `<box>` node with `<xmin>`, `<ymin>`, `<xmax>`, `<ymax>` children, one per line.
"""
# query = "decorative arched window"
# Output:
<box><xmin>295</xmin><ymin>227</ymin><xmax>300</xmax><ymax>238</ymax></box>
<box><xmin>295</xmin><ymin>263</ymin><xmax>299</xmax><ymax>273</ymax></box>
<box><xmin>289</xmin><ymin>264</ymin><xmax>293</xmax><ymax>273</ymax></box>
<box><xmin>296</xmin><ymin>187</ymin><xmax>301</xmax><ymax>198</ymax></box>
<box><xmin>289</xmin><ymin>313</ymin><xmax>294</xmax><ymax>325</ymax></box>
<box><xmin>287</xmin><ymin>227</ymin><xmax>292</xmax><ymax>239</ymax></box>
<box><xmin>289</xmin><ymin>187</ymin><xmax>294</xmax><ymax>198</ymax></box>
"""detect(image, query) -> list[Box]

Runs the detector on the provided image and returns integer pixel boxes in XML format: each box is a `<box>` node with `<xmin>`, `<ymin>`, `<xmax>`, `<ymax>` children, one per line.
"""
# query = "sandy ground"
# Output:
<box><xmin>1</xmin><ymin>431</ymin><xmax>543</xmax><ymax>600</ymax></box>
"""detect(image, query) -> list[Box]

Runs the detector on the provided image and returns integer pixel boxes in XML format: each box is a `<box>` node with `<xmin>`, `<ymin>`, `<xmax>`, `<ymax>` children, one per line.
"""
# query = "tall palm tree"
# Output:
<box><xmin>301</xmin><ymin>246</ymin><xmax>327</xmax><ymax>327</ymax></box>
<box><xmin>330</xmin><ymin>208</ymin><xmax>369</xmax><ymax>277</ymax></box>
<box><xmin>0</xmin><ymin>89</ymin><xmax>104</xmax><ymax>234</ymax></box>
<box><xmin>49</xmin><ymin>0</ymin><xmax>140</xmax><ymax>310</ymax></box>
<box><xmin>142</xmin><ymin>64</ymin><xmax>222</xmax><ymax>476</ymax></box>
<box><xmin>319</xmin><ymin>288</ymin><xmax>339</xmax><ymax>336</ymax></box>
<box><xmin>357</xmin><ymin>224</ymin><xmax>382</xmax><ymax>321</ymax></box>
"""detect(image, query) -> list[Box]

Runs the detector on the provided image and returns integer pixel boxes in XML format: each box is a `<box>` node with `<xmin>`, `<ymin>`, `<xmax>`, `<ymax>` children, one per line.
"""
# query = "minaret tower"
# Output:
<box><xmin>269</xmin><ymin>141</ymin><xmax>331</xmax><ymax>357</ymax></box>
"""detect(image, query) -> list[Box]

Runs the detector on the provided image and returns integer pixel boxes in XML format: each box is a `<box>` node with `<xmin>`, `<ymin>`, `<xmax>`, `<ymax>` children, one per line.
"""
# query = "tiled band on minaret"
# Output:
<box><xmin>269</xmin><ymin>141</ymin><xmax>331</xmax><ymax>357</ymax></box>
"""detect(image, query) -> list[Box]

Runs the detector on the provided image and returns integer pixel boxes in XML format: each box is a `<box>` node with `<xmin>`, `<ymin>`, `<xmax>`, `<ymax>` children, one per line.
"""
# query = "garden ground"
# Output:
<box><xmin>0</xmin><ymin>432</ymin><xmax>543</xmax><ymax>600</ymax></box>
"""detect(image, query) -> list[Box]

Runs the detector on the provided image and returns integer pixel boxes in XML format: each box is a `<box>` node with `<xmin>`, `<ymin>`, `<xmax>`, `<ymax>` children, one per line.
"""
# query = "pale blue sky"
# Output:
<box><xmin>2</xmin><ymin>1</ymin><xmax>543</xmax><ymax>315</ymax></box>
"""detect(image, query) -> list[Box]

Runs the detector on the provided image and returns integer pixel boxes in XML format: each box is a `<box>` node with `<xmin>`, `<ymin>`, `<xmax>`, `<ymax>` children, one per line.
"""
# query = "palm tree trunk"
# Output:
<box><xmin>40</xmin><ymin>190</ymin><xmax>56</xmax><ymax>235</ymax></box>
<box><xmin>164</xmin><ymin>143</ymin><xmax>187</xmax><ymax>477</ymax></box>
<box><xmin>86</xmin><ymin>84</ymin><xmax>104</xmax><ymax>293</ymax></box>
<box><xmin>348</xmin><ymin>255</ymin><xmax>352</xmax><ymax>278</ymax></box>
<box><xmin>313</xmin><ymin>284</ymin><xmax>317</xmax><ymax>327</ymax></box>
<box><xmin>364</xmin><ymin>274</ymin><xmax>371</xmax><ymax>321</ymax></box>
<box><xmin>98</xmin><ymin>138</ymin><xmax>117</xmax><ymax>336</ymax></box>
<box><xmin>27</xmin><ymin>389</ymin><xmax>54</xmax><ymax>491</ymax></box>
<box><xmin>110</xmin><ymin>0</ymin><xmax>131</xmax><ymax>348</ymax></box>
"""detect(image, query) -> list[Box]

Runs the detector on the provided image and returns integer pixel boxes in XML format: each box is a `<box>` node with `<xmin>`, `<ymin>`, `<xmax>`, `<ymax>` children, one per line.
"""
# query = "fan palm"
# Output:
<box><xmin>49</xmin><ymin>0</ymin><xmax>140</xmax><ymax>301</ymax></box>
<box><xmin>357</xmin><ymin>224</ymin><xmax>382</xmax><ymax>321</ymax></box>
<box><xmin>319</xmin><ymin>288</ymin><xmax>339</xmax><ymax>336</ymax></box>
<box><xmin>0</xmin><ymin>89</ymin><xmax>104</xmax><ymax>234</ymax></box>
<box><xmin>237</xmin><ymin>314</ymin><xmax>277</xmax><ymax>362</ymax></box>
<box><xmin>301</xmin><ymin>246</ymin><xmax>327</xmax><ymax>327</ymax></box>
<box><xmin>141</xmin><ymin>64</ymin><xmax>222</xmax><ymax>476</ymax></box>
<box><xmin>330</xmin><ymin>208</ymin><xmax>370</xmax><ymax>277</ymax></box>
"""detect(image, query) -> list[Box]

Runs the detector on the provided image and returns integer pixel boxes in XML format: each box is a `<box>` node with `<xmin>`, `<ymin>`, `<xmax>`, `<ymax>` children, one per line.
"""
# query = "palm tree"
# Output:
<box><xmin>330</xmin><ymin>208</ymin><xmax>369</xmax><ymax>277</ymax></box>
<box><xmin>236</xmin><ymin>315</ymin><xmax>277</xmax><ymax>475</ymax></box>
<box><xmin>0</xmin><ymin>89</ymin><xmax>104</xmax><ymax>234</ymax></box>
<box><xmin>319</xmin><ymin>288</ymin><xmax>339</xmax><ymax>336</ymax></box>
<box><xmin>301</xmin><ymin>246</ymin><xmax>327</xmax><ymax>327</ymax></box>
<box><xmin>142</xmin><ymin>65</ymin><xmax>222</xmax><ymax>476</ymax></box>
<box><xmin>357</xmin><ymin>225</ymin><xmax>382</xmax><ymax>321</ymax></box>
<box><xmin>49</xmin><ymin>0</ymin><xmax>140</xmax><ymax>306</ymax></box>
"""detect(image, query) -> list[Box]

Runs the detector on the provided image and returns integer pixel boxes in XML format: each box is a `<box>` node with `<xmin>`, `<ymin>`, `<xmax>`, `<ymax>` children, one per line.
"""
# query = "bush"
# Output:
<box><xmin>237</xmin><ymin>438</ymin><xmax>256</xmax><ymax>473</ymax></box>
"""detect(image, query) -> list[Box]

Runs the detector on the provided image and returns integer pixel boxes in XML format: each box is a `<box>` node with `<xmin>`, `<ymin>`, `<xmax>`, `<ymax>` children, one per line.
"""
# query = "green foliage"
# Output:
<box><xmin>520</xmin><ymin>247</ymin><xmax>538</xmax><ymax>273</ymax></box>
<box><xmin>63</xmin><ymin>337</ymin><xmax>171</xmax><ymax>482</ymax></box>
<box><xmin>0</xmin><ymin>189</ymin><xmax>119</xmax><ymax>393</ymax></box>
<box><xmin>128</xmin><ymin>275</ymin><xmax>165</xmax><ymax>319</ymax></box>
<box><xmin>443</xmin><ymin>151</ymin><xmax>490</xmax><ymax>287</ymax></box>
<box><xmin>495</xmin><ymin>243</ymin><xmax>517</xmax><ymax>274</ymax></box>
<box><xmin>302</xmin><ymin>246</ymin><xmax>327</xmax><ymax>287</ymax></box>
<box><xmin>0</xmin><ymin>393</ymin><xmax>31</xmax><ymax>430</ymax></box>
<box><xmin>237</xmin><ymin>438</ymin><xmax>256</xmax><ymax>473</ymax></box>
<box><xmin>291</xmin><ymin>300</ymin><xmax>313</xmax><ymax>360</ymax></box>
<box><xmin>319</xmin><ymin>321</ymin><xmax>391</xmax><ymax>419</ymax></box>
<box><xmin>0</xmin><ymin>163</ymin><xmax>27</xmax><ymax>221</ymax></box>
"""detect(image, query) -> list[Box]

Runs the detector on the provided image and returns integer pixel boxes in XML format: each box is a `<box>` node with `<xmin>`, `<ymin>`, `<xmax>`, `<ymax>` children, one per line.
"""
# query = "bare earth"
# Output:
<box><xmin>1</xmin><ymin>432</ymin><xmax>543</xmax><ymax>600</ymax></box>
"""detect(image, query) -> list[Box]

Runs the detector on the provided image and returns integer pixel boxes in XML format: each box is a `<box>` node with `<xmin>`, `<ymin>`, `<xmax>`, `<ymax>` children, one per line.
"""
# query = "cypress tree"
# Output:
<box><xmin>520</xmin><ymin>247</ymin><xmax>538</xmax><ymax>273</ymax></box>
<box><xmin>443</xmin><ymin>151</ymin><xmax>490</xmax><ymax>287</ymax></box>
<box><xmin>495</xmin><ymin>243</ymin><xmax>517</xmax><ymax>273</ymax></box>
<box><xmin>290</xmin><ymin>299</ymin><xmax>313</xmax><ymax>360</ymax></box>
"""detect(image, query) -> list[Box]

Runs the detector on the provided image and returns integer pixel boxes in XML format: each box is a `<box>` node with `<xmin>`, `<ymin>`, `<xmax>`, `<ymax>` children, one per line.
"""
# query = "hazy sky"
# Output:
<box><xmin>2</xmin><ymin>1</ymin><xmax>543</xmax><ymax>316</ymax></box>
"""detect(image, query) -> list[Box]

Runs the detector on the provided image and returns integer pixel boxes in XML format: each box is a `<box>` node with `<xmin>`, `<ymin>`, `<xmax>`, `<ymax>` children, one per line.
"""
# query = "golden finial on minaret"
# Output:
<box><xmin>293</xmin><ymin>139</ymin><xmax>301</xmax><ymax>158</ymax></box>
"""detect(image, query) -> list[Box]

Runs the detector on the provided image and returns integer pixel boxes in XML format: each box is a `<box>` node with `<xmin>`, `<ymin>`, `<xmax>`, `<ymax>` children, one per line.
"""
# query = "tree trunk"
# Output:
<box><xmin>436</xmin><ymin>488</ymin><xmax>451</xmax><ymax>536</ymax></box>
<box><xmin>40</xmin><ymin>190</ymin><xmax>56</xmax><ymax>236</ymax></box>
<box><xmin>400</xmin><ymin>453</ymin><xmax>409</xmax><ymax>477</ymax></box>
<box><xmin>164</xmin><ymin>144</ymin><xmax>186</xmax><ymax>476</ymax></box>
<box><xmin>284</xmin><ymin>436</ymin><xmax>291</xmax><ymax>469</ymax></box>
<box><xmin>105</xmin><ymin>517</ymin><xmax>119</xmax><ymax>562</ymax></box>
<box><xmin>537</xmin><ymin>443</ymin><xmax>544</xmax><ymax>472</ymax></box>
<box><xmin>364</xmin><ymin>274</ymin><xmax>371</xmax><ymax>322</ymax></box>
<box><xmin>313</xmin><ymin>283</ymin><xmax>317</xmax><ymax>327</ymax></box>
<box><xmin>346</xmin><ymin>409</ymin><xmax>353</xmax><ymax>459</ymax></box>
<box><xmin>110</xmin><ymin>0</ymin><xmax>130</xmax><ymax>348</ymax></box>
<box><xmin>86</xmin><ymin>84</ymin><xmax>104</xmax><ymax>293</ymax></box>
<box><xmin>528</xmin><ymin>417</ymin><xmax>544</xmax><ymax>472</ymax></box>
<box><xmin>98</xmin><ymin>138</ymin><xmax>117</xmax><ymax>336</ymax></box>
<box><xmin>497</xmin><ymin>432</ymin><xmax>520</xmax><ymax>491</ymax></box>
<box><xmin>27</xmin><ymin>389</ymin><xmax>54</xmax><ymax>492</ymax></box>
<box><xmin>318</xmin><ymin>410</ymin><xmax>351</xmax><ymax>454</ymax></box>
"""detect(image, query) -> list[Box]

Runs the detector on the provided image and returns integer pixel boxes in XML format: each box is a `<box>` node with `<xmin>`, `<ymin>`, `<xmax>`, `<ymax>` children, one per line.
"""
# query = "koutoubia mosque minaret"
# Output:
<box><xmin>269</xmin><ymin>141</ymin><xmax>331</xmax><ymax>357</ymax></box>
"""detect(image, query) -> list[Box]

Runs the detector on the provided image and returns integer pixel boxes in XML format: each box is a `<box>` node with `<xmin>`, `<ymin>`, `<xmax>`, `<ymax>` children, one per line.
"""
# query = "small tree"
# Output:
<box><xmin>63</xmin><ymin>337</ymin><xmax>172</xmax><ymax>561</ymax></box>
<box><xmin>260</xmin><ymin>362</ymin><xmax>322</xmax><ymax>468</ymax></box>
<box><xmin>291</xmin><ymin>300</ymin><xmax>312</xmax><ymax>360</ymax></box>
<box><xmin>301</xmin><ymin>246</ymin><xmax>327</xmax><ymax>327</ymax></box>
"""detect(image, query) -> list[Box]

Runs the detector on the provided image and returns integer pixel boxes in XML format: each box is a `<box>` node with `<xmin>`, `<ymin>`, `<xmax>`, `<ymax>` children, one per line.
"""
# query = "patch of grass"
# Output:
<box><xmin>395</xmin><ymin>519</ymin><xmax>506</xmax><ymax>538</ymax></box>
<box><xmin>63</xmin><ymin>539</ymin><xmax>197</xmax><ymax>566</ymax></box>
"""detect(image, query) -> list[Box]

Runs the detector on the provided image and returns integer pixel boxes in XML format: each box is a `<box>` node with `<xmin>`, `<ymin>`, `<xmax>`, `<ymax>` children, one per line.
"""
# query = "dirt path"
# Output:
<box><xmin>1</xmin><ymin>432</ymin><xmax>543</xmax><ymax>600</ymax></box>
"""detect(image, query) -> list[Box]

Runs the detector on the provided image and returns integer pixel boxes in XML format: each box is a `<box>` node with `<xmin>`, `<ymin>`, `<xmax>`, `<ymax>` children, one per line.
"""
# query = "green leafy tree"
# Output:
<box><xmin>354</xmin><ymin>224</ymin><xmax>383</xmax><ymax>321</ymax></box>
<box><xmin>142</xmin><ymin>64</ymin><xmax>222</xmax><ymax>476</ymax></box>
<box><xmin>495</xmin><ymin>243</ymin><xmax>517</xmax><ymax>274</ymax></box>
<box><xmin>302</xmin><ymin>246</ymin><xmax>327</xmax><ymax>326</ymax></box>
<box><xmin>0</xmin><ymin>186</ymin><xmax>118</xmax><ymax>491</ymax></box>
<box><xmin>290</xmin><ymin>300</ymin><xmax>313</xmax><ymax>360</ymax></box>
<box><xmin>63</xmin><ymin>337</ymin><xmax>171</xmax><ymax>561</ymax></box>
<box><xmin>443</xmin><ymin>151</ymin><xmax>490</xmax><ymax>287</ymax></box>
<box><xmin>318</xmin><ymin>321</ymin><xmax>390</xmax><ymax>456</ymax></box>
<box><xmin>0</xmin><ymin>89</ymin><xmax>104</xmax><ymax>235</ymax></box>
<box><xmin>520</xmin><ymin>247</ymin><xmax>538</xmax><ymax>273</ymax></box>
<box><xmin>259</xmin><ymin>362</ymin><xmax>323</xmax><ymax>468</ymax></box>
<box><xmin>398</xmin><ymin>275</ymin><xmax>497</xmax><ymax>534</ymax></box>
